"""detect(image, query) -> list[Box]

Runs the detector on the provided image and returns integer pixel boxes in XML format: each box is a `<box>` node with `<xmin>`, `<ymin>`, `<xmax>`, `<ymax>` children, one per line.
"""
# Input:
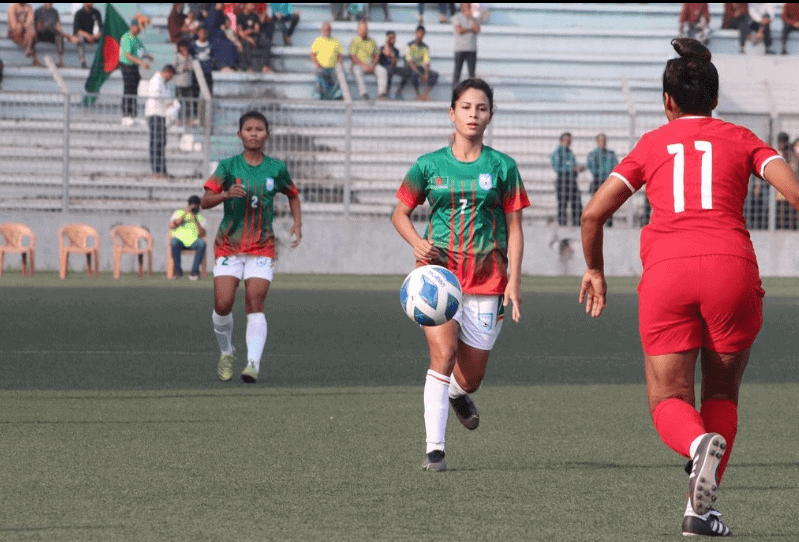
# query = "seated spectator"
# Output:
<box><xmin>722</xmin><ymin>3</ymin><xmax>750</xmax><ymax>52</ymax></box>
<box><xmin>237</xmin><ymin>3</ymin><xmax>261</xmax><ymax>71</ymax></box>
<box><xmin>679</xmin><ymin>3</ymin><xmax>711</xmax><ymax>45</ymax></box>
<box><xmin>310</xmin><ymin>21</ymin><xmax>345</xmax><ymax>100</ymax></box>
<box><xmin>747</xmin><ymin>3</ymin><xmax>775</xmax><ymax>54</ymax></box>
<box><xmin>169</xmin><ymin>196</ymin><xmax>207</xmax><ymax>280</ymax></box>
<box><xmin>368</xmin><ymin>3</ymin><xmax>391</xmax><ymax>22</ymax></box>
<box><xmin>33</xmin><ymin>3</ymin><xmax>79</xmax><ymax>68</ymax></box>
<box><xmin>7</xmin><ymin>3</ymin><xmax>36</xmax><ymax>63</ymax></box>
<box><xmin>190</xmin><ymin>25</ymin><xmax>214</xmax><ymax>97</ymax></box>
<box><xmin>73</xmin><ymin>3</ymin><xmax>102</xmax><ymax>69</ymax></box>
<box><xmin>271</xmin><ymin>3</ymin><xmax>300</xmax><ymax>46</ymax></box>
<box><xmin>349</xmin><ymin>20</ymin><xmax>379</xmax><ymax>101</ymax></box>
<box><xmin>169</xmin><ymin>3</ymin><xmax>186</xmax><ymax>43</ymax></box>
<box><xmin>375</xmin><ymin>30</ymin><xmax>401</xmax><ymax>99</ymax></box>
<box><xmin>173</xmin><ymin>39</ymin><xmax>194</xmax><ymax>125</ymax></box>
<box><xmin>781</xmin><ymin>2</ymin><xmax>799</xmax><ymax>54</ymax></box>
<box><xmin>206</xmin><ymin>2</ymin><xmax>239</xmax><ymax>71</ymax></box>
<box><xmin>395</xmin><ymin>25</ymin><xmax>438</xmax><ymax>102</ymax></box>
<box><xmin>181</xmin><ymin>9</ymin><xmax>201</xmax><ymax>40</ymax></box>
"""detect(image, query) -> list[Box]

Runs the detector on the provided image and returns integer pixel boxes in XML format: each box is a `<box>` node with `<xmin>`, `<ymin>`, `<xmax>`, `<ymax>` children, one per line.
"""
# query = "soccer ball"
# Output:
<box><xmin>400</xmin><ymin>265</ymin><xmax>462</xmax><ymax>326</ymax></box>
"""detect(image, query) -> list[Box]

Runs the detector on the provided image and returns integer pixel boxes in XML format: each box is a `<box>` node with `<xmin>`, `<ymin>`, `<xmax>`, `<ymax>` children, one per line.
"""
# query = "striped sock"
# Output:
<box><xmin>424</xmin><ymin>369</ymin><xmax>450</xmax><ymax>454</ymax></box>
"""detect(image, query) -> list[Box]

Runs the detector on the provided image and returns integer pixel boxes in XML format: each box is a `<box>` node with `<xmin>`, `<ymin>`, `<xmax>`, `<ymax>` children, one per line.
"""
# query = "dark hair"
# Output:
<box><xmin>386</xmin><ymin>30</ymin><xmax>395</xmax><ymax>37</ymax></box>
<box><xmin>188</xmin><ymin>195</ymin><xmax>201</xmax><ymax>205</ymax></box>
<box><xmin>662</xmin><ymin>38</ymin><xmax>718</xmax><ymax>115</ymax></box>
<box><xmin>560</xmin><ymin>132</ymin><xmax>571</xmax><ymax>140</ymax></box>
<box><xmin>162</xmin><ymin>64</ymin><xmax>176</xmax><ymax>74</ymax></box>
<box><xmin>177</xmin><ymin>39</ymin><xmax>190</xmax><ymax>50</ymax></box>
<box><xmin>450</xmin><ymin>78</ymin><xmax>494</xmax><ymax>115</ymax></box>
<box><xmin>778</xmin><ymin>132</ymin><xmax>790</xmax><ymax>143</ymax></box>
<box><xmin>238</xmin><ymin>110</ymin><xmax>269</xmax><ymax>132</ymax></box>
<box><xmin>416</xmin><ymin>25</ymin><xmax>425</xmax><ymax>33</ymax></box>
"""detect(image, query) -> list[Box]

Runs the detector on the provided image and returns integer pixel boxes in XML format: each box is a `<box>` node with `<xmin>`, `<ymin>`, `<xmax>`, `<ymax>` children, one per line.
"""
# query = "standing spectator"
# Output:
<box><xmin>173</xmin><ymin>39</ymin><xmax>193</xmax><ymax>125</ymax></box>
<box><xmin>310</xmin><ymin>21</ymin><xmax>345</xmax><ymax>100</ymax></box>
<box><xmin>145</xmin><ymin>65</ymin><xmax>176</xmax><ymax>178</ymax></box>
<box><xmin>375</xmin><ymin>30</ymin><xmax>399</xmax><ymax>99</ymax></box>
<box><xmin>747</xmin><ymin>3</ymin><xmax>775</xmax><ymax>54</ymax></box>
<box><xmin>781</xmin><ymin>3</ymin><xmax>799</xmax><ymax>54</ymax></box>
<box><xmin>7</xmin><ymin>3</ymin><xmax>36</xmax><ymax>64</ymax></box>
<box><xmin>237</xmin><ymin>3</ymin><xmax>261</xmax><ymax>71</ymax></box>
<box><xmin>73</xmin><ymin>3</ymin><xmax>102</xmax><ymax>69</ymax></box>
<box><xmin>452</xmin><ymin>2</ymin><xmax>480</xmax><ymax>86</ymax></box>
<box><xmin>395</xmin><ymin>25</ymin><xmax>438</xmax><ymax>101</ymax></box>
<box><xmin>747</xmin><ymin>174</ymin><xmax>769</xmax><ymax>229</ymax></box>
<box><xmin>168</xmin><ymin>3</ymin><xmax>186</xmax><ymax>44</ymax></box>
<box><xmin>723</xmin><ymin>3</ymin><xmax>751</xmax><ymax>52</ymax></box>
<box><xmin>271</xmin><ymin>3</ymin><xmax>300</xmax><ymax>46</ymax></box>
<box><xmin>775</xmin><ymin>132</ymin><xmax>797</xmax><ymax>229</ymax></box>
<box><xmin>585</xmin><ymin>133</ymin><xmax>619</xmax><ymax>227</ymax></box>
<box><xmin>190</xmin><ymin>25</ymin><xmax>214</xmax><ymax>108</ymax></box>
<box><xmin>119</xmin><ymin>18</ymin><xmax>153</xmax><ymax>126</ymax></box>
<box><xmin>349</xmin><ymin>20</ymin><xmax>379</xmax><ymax>101</ymax></box>
<box><xmin>679</xmin><ymin>3</ymin><xmax>711</xmax><ymax>45</ymax></box>
<box><xmin>33</xmin><ymin>3</ymin><xmax>78</xmax><ymax>68</ymax></box>
<box><xmin>551</xmin><ymin>132</ymin><xmax>585</xmax><ymax>227</ymax></box>
<box><xmin>170</xmin><ymin>195</ymin><xmax>207</xmax><ymax>280</ymax></box>
<box><xmin>255</xmin><ymin>7</ymin><xmax>275</xmax><ymax>73</ymax></box>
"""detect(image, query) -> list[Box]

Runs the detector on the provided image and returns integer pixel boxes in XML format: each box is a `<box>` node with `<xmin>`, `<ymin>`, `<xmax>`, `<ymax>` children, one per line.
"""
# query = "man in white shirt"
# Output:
<box><xmin>748</xmin><ymin>3</ymin><xmax>775</xmax><ymax>54</ymax></box>
<box><xmin>145</xmin><ymin>64</ymin><xmax>176</xmax><ymax>178</ymax></box>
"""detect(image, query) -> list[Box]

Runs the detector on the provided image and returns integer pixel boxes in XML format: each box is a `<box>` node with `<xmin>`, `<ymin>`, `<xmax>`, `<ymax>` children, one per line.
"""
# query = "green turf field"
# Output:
<box><xmin>1</xmin><ymin>273</ymin><xmax>798</xmax><ymax>541</ymax></box>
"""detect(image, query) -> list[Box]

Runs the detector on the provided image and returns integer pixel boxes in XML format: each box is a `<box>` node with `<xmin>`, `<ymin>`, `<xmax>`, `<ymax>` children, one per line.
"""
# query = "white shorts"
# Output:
<box><xmin>213</xmin><ymin>255</ymin><xmax>275</xmax><ymax>281</ymax></box>
<box><xmin>453</xmin><ymin>294</ymin><xmax>505</xmax><ymax>351</ymax></box>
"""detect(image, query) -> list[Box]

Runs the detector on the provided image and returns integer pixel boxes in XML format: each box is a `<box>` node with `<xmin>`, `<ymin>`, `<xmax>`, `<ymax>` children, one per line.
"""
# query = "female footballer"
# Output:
<box><xmin>579</xmin><ymin>38</ymin><xmax>799</xmax><ymax>536</ymax></box>
<box><xmin>391</xmin><ymin>78</ymin><xmax>530</xmax><ymax>472</ymax></box>
<box><xmin>201</xmin><ymin>111</ymin><xmax>302</xmax><ymax>384</ymax></box>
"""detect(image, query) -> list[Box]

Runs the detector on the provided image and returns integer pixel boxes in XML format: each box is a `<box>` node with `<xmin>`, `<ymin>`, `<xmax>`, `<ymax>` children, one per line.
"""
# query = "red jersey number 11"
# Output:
<box><xmin>667</xmin><ymin>141</ymin><xmax>713</xmax><ymax>213</ymax></box>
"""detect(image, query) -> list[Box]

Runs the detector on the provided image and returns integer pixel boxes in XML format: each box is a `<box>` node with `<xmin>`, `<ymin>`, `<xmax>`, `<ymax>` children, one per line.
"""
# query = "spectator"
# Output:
<box><xmin>747</xmin><ymin>3</ymin><xmax>775</xmax><ymax>54</ymax></box>
<box><xmin>679</xmin><ymin>3</ymin><xmax>711</xmax><ymax>45</ymax></box>
<box><xmin>73</xmin><ymin>3</ymin><xmax>102</xmax><ymax>69</ymax></box>
<box><xmin>173</xmin><ymin>39</ymin><xmax>193</xmax><ymax>125</ymax></box>
<box><xmin>551</xmin><ymin>132</ymin><xmax>585</xmax><ymax>227</ymax></box>
<box><xmin>747</xmin><ymin>174</ymin><xmax>769</xmax><ymax>229</ymax></box>
<box><xmin>775</xmin><ymin>132</ymin><xmax>797</xmax><ymax>228</ymax></box>
<box><xmin>375</xmin><ymin>30</ymin><xmax>400</xmax><ymax>99</ymax></box>
<box><xmin>205</xmin><ymin>3</ymin><xmax>239</xmax><ymax>71</ymax></box>
<box><xmin>416</xmin><ymin>3</ymin><xmax>456</xmax><ymax>24</ymax></box>
<box><xmin>349</xmin><ymin>20</ymin><xmax>379</xmax><ymax>101</ymax></box>
<box><xmin>311</xmin><ymin>21</ymin><xmax>345</xmax><ymax>100</ymax></box>
<box><xmin>237</xmin><ymin>3</ymin><xmax>261</xmax><ymax>72</ymax></box>
<box><xmin>781</xmin><ymin>2</ymin><xmax>799</xmax><ymax>54</ymax></box>
<box><xmin>586</xmin><ymin>133</ymin><xmax>619</xmax><ymax>227</ymax></box>
<box><xmin>395</xmin><ymin>25</ymin><xmax>439</xmax><ymax>101</ymax></box>
<box><xmin>271</xmin><ymin>3</ymin><xmax>300</xmax><ymax>46</ymax></box>
<box><xmin>471</xmin><ymin>3</ymin><xmax>489</xmax><ymax>23</ymax></box>
<box><xmin>722</xmin><ymin>3</ymin><xmax>751</xmax><ymax>52</ymax></box>
<box><xmin>190</xmin><ymin>25</ymin><xmax>214</xmax><ymax>100</ymax></box>
<box><xmin>368</xmin><ymin>3</ymin><xmax>391</xmax><ymax>22</ymax></box>
<box><xmin>168</xmin><ymin>3</ymin><xmax>186</xmax><ymax>43</ymax></box>
<box><xmin>145</xmin><ymin>65</ymin><xmax>177</xmax><ymax>178</ymax></box>
<box><xmin>169</xmin><ymin>195</ymin><xmax>207</xmax><ymax>280</ymax></box>
<box><xmin>33</xmin><ymin>3</ymin><xmax>78</xmax><ymax>68</ymax></box>
<box><xmin>452</xmin><ymin>2</ymin><xmax>480</xmax><ymax>86</ymax></box>
<box><xmin>330</xmin><ymin>3</ymin><xmax>348</xmax><ymax>21</ymax></box>
<box><xmin>7</xmin><ymin>3</ymin><xmax>36</xmax><ymax>64</ymax></box>
<box><xmin>256</xmin><ymin>7</ymin><xmax>276</xmax><ymax>73</ymax></box>
<box><xmin>119</xmin><ymin>18</ymin><xmax>153</xmax><ymax>126</ymax></box>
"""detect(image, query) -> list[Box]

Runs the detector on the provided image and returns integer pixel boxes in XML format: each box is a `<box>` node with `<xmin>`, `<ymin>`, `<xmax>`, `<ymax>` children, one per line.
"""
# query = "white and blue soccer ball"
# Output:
<box><xmin>400</xmin><ymin>265</ymin><xmax>462</xmax><ymax>326</ymax></box>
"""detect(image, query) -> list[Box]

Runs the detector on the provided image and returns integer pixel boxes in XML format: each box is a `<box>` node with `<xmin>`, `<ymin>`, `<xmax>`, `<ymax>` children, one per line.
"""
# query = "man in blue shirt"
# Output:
<box><xmin>586</xmin><ymin>132</ymin><xmax>618</xmax><ymax>226</ymax></box>
<box><xmin>550</xmin><ymin>132</ymin><xmax>585</xmax><ymax>227</ymax></box>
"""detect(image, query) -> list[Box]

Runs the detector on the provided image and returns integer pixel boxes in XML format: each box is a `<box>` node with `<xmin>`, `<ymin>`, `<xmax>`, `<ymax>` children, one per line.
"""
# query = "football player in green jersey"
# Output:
<box><xmin>392</xmin><ymin>79</ymin><xmax>530</xmax><ymax>471</ymax></box>
<box><xmin>201</xmin><ymin>111</ymin><xmax>302</xmax><ymax>384</ymax></box>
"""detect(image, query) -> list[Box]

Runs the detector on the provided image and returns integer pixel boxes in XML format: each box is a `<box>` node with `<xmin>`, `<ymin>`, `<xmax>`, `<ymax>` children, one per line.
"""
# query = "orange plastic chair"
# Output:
<box><xmin>0</xmin><ymin>223</ymin><xmax>36</xmax><ymax>278</ymax></box>
<box><xmin>166</xmin><ymin>231</ymin><xmax>208</xmax><ymax>279</ymax></box>
<box><xmin>111</xmin><ymin>225</ymin><xmax>154</xmax><ymax>280</ymax></box>
<box><xmin>58</xmin><ymin>224</ymin><xmax>100</xmax><ymax>279</ymax></box>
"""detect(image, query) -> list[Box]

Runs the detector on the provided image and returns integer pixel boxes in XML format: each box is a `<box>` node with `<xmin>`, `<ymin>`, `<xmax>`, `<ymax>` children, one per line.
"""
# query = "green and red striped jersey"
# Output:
<box><xmin>396</xmin><ymin>146</ymin><xmax>530</xmax><ymax>295</ymax></box>
<box><xmin>204</xmin><ymin>153</ymin><xmax>299</xmax><ymax>259</ymax></box>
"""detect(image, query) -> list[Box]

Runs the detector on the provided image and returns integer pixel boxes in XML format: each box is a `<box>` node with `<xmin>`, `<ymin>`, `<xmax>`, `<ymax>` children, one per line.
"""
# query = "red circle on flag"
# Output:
<box><xmin>103</xmin><ymin>37</ymin><xmax>120</xmax><ymax>73</ymax></box>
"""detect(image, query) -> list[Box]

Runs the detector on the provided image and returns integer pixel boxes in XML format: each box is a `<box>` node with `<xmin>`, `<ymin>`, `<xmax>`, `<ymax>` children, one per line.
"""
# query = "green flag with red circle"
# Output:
<box><xmin>84</xmin><ymin>4</ymin><xmax>128</xmax><ymax>97</ymax></box>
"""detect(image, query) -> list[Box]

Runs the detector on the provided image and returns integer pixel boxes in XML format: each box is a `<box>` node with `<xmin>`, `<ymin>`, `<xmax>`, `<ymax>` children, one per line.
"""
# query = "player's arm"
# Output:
<box><xmin>288</xmin><ymin>194</ymin><xmax>302</xmax><ymax>248</ymax></box>
<box><xmin>391</xmin><ymin>201</ymin><xmax>438</xmax><ymax>262</ymax></box>
<box><xmin>201</xmin><ymin>183</ymin><xmax>245</xmax><ymax>209</ymax></box>
<box><xmin>504</xmin><ymin>209</ymin><xmax>523</xmax><ymax>323</ymax></box>
<box><xmin>764</xmin><ymin>158</ymin><xmax>799</xmax><ymax>210</ymax></box>
<box><xmin>579</xmin><ymin>176</ymin><xmax>633</xmax><ymax>318</ymax></box>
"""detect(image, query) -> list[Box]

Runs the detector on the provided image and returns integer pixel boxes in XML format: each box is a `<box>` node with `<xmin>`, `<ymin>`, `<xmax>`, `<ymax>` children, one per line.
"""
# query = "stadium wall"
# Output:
<box><xmin>3</xmin><ymin>211</ymin><xmax>799</xmax><ymax>277</ymax></box>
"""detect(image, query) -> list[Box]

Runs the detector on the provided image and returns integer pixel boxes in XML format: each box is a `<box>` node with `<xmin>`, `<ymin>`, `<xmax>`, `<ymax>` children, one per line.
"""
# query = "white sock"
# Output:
<box><xmin>212</xmin><ymin>310</ymin><xmax>234</xmax><ymax>355</ymax></box>
<box><xmin>245</xmin><ymin>312</ymin><xmax>267</xmax><ymax>372</ymax></box>
<box><xmin>689</xmin><ymin>434</ymin><xmax>706</xmax><ymax>459</ymax></box>
<box><xmin>448</xmin><ymin>375</ymin><xmax>468</xmax><ymax>400</ymax></box>
<box><xmin>424</xmin><ymin>369</ymin><xmax>450</xmax><ymax>454</ymax></box>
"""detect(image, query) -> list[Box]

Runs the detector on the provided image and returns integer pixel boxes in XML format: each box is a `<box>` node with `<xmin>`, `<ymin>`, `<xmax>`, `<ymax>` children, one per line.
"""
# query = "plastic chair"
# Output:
<box><xmin>110</xmin><ymin>225</ymin><xmax>154</xmax><ymax>280</ymax></box>
<box><xmin>58</xmin><ymin>224</ymin><xmax>100</xmax><ymax>279</ymax></box>
<box><xmin>166</xmin><ymin>232</ymin><xmax>208</xmax><ymax>279</ymax></box>
<box><xmin>0</xmin><ymin>223</ymin><xmax>36</xmax><ymax>278</ymax></box>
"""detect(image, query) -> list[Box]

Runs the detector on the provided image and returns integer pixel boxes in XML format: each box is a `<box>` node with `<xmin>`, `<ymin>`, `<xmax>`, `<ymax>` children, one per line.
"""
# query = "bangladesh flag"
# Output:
<box><xmin>84</xmin><ymin>4</ymin><xmax>128</xmax><ymax>100</ymax></box>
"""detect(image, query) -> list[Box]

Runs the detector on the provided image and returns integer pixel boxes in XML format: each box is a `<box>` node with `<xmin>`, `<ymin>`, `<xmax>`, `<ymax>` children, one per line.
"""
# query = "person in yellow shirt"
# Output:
<box><xmin>310</xmin><ymin>21</ymin><xmax>345</xmax><ymax>100</ymax></box>
<box><xmin>170</xmin><ymin>195</ymin><xmax>207</xmax><ymax>279</ymax></box>
<box><xmin>349</xmin><ymin>20</ymin><xmax>379</xmax><ymax>101</ymax></box>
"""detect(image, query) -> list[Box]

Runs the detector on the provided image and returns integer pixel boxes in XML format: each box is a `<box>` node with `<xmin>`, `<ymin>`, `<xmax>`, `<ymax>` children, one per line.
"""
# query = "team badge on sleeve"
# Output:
<box><xmin>266</xmin><ymin>177</ymin><xmax>275</xmax><ymax>191</ymax></box>
<box><xmin>478</xmin><ymin>173</ymin><xmax>493</xmax><ymax>190</ymax></box>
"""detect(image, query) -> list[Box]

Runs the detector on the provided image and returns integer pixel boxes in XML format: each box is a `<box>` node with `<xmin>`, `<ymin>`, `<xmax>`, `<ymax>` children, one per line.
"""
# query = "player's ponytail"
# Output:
<box><xmin>662</xmin><ymin>38</ymin><xmax>718</xmax><ymax>115</ymax></box>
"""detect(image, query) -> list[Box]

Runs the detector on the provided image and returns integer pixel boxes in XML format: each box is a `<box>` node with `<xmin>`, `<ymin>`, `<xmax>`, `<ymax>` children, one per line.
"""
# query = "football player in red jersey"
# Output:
<box><xmin>579</xmin><ymin>38</ymin><xmax>799</xmax><ymax>537</ymax></box>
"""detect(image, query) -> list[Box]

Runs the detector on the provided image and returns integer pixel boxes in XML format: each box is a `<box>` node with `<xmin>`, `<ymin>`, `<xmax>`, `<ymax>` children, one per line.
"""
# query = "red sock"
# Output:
<box><xmin>700</xmin><ymin>399</ymin><xmax>738</xmax><ymax>483</ymax></box>
<box><xmin>652</xmin><ymin>398</ymin><xmax>706</xmax><ymax>458</ymax></box>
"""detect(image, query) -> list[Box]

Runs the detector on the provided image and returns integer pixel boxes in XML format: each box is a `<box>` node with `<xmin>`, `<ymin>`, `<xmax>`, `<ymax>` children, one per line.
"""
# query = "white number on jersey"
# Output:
<box><xmin>667</xmin><ymin>141</ymin><xmax>713</xmax><ymax>213</ymax></box>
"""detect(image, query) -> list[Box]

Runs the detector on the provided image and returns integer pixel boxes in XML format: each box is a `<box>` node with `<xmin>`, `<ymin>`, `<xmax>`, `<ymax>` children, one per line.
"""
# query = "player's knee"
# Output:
<box><xmin>460</xmin><ymin>375</ymin><xmax>482</xmax><ymax>394</ymax></box>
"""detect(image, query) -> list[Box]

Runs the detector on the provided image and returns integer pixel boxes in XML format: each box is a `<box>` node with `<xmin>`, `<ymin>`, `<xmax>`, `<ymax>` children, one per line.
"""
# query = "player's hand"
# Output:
<box><xmin>226</xmin><ymin>179</ymin><xmax>246</xmax><ymax>199</ymax></box>
<box><xmin>503</xmin><ymin>282</ymin><xmax>522</xmax><ymax>323</ymax></box>
<box><xmin>579</xmin><ymin>269</ymin><xmax>607</xmax><ymax>318</ymax></box>
<box><xmin>412</xmin><ymin>238</ymin><xmax>438</xmax><ymax>262</ymax></box>
<box><xmin>290</xmin><ymin>221</ymin><xmax>302</xmax><ymax>248</ymax></box>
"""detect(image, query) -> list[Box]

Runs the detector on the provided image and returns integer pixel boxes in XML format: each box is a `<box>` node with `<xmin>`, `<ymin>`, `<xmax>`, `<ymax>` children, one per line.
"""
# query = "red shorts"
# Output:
<box><xmin>638</xmin><ymin>255</ymin><xmax>764</xmax><ymax>356</ymax></box>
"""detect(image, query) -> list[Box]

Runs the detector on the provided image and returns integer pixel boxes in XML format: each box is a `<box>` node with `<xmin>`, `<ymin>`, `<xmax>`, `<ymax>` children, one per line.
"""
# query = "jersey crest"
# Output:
<box><xmin>266</xmin><ymin>177</ymin><xmax>275</xmax><ymax>191</ymax></box>
<box><xmin>478</xmin><ymin>173</ymin><xmax>493</xmax><ymax>190</ymax></box>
